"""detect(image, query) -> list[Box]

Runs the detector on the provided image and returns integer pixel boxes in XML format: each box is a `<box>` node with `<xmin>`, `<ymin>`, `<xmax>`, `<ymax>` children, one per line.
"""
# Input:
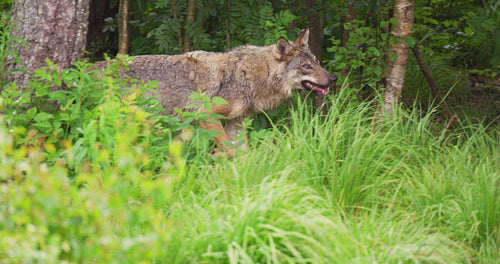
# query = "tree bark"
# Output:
<box><xmin>8</xmin><ymin>0</ymin><xmax>90</xmax><ymax>87</ymax></box>
<box><xmin>411</xmin><ymin>43</ymin><xmax>440</xmax><ymax>101</ymax></box>
<box><xmin>183</xmin><ymin>0</ymin><xmax>197</xmax><ymax>52</ymax></box>
<box><xmin>118</xmin><ymin>0</ymin><xmax>130</xmax><ymax>54</ymax></box>
<box><xmin>381</xmin><ymin>0</ymin><xmax>414</xmax><ymax>116</ymax></box>
<box><xmin>305</xmin><ymin>0</ymin><xmax>327</xmax><ymax>111</ymax></box>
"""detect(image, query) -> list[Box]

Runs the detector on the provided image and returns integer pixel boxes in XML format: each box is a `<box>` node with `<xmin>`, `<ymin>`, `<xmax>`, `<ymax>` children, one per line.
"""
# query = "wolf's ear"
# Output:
<box><xmin>295</xmin><ymin>29</ymin><xmax>310</xmax><ymax>47</ymax></box>
<box><xmin>275</xmin><ymin>37</ymin><xmax>294</xmax><ymax>61</ymax></box>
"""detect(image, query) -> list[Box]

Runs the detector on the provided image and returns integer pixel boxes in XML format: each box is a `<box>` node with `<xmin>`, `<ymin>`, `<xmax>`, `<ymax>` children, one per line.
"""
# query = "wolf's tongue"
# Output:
<box><xmin>311</xmin><ymin>84</ymin><xmax>329</xmax><ymax>96</ymax></box>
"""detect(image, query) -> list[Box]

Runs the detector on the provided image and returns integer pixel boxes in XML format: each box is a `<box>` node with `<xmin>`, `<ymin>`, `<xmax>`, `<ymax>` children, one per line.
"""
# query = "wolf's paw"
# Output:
<box><xmin>211</xmin><ymin>147</ymin><xmax>237</xmax><ymax>159</ymax></box>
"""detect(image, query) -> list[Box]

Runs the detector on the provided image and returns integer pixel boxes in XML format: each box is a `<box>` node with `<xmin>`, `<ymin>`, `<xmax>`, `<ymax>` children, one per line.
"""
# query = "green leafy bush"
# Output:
<box><xmin>327</xmin><ymin>20</ymin><xmax>388</xmax><ymax>91</ymax></box>
<box><xmin>0</xmin><ymin>55</ymin><xmax>222</xmax><ymax>175</ymax></box>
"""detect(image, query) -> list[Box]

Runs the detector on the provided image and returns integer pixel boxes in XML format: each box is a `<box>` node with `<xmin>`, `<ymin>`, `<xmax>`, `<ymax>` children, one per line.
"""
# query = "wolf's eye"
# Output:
<box><xmin>302</xmin><ymin>64</ymin><xmax>313</xmax><ymax>70</ymax></box>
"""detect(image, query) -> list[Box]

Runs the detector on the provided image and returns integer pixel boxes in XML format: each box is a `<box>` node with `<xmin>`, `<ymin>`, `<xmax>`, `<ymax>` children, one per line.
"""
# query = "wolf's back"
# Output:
<box><xmin>93</xmin><ymin>44</ymin><xmax>291</xmax><ymax>116</ymax></box>
<box><xmin>124</xmin><ymin>54</ymin><xmax>215</xmax><ymax>114</ymax></box>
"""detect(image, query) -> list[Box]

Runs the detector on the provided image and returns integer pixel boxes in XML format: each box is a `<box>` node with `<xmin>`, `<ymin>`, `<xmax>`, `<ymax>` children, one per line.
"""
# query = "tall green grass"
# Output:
<box><xmin>1</xmin><ymin>81</ymin><xmax>498</xmax><ymax>263</ymax></box>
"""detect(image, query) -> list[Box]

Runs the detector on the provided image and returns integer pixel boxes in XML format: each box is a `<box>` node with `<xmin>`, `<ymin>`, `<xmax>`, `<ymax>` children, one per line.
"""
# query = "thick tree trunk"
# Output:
<box><xmin>8</xmin><ymin>0</ymin><xmax>90</xmax><ymax>87</ymax></box>
<box><xmin>118</xmin><ymin>0</ymin><xmax>130</xmax><ymax>54</ymax></box>
<box><xmin>381</xmin><ymin>0</ymin><xmax>414</xmax><ymax>116</ymax></box>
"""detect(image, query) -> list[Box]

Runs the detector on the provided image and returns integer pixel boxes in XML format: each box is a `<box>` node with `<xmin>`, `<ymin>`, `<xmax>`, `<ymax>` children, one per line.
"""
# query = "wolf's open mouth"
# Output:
<box><xmin>302</xmin><ymin>81</ymin><xmax>329</xmax><ymax>97</ymax></box>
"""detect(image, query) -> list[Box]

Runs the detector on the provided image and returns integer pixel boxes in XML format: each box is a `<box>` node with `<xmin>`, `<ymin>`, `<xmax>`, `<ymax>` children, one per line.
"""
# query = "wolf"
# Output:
<box><xmin>97</xmin><ymin>29</ymin><xmax>336</xmax><ymax>156</ymax></box>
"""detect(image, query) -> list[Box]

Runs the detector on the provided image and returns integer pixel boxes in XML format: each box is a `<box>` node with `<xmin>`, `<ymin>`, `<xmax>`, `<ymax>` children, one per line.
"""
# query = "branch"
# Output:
<box><xmin>411</xmin><ymin>43</ymin><xmax>453</xmax><ymax>116</ymax></box>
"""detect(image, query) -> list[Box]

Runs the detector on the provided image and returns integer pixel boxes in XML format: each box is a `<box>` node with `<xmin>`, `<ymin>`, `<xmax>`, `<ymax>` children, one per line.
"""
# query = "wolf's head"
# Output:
<box><xmin>274</xmin><ymin>29</ymin><xmax>336</xmax><ymax>97</ymax></box>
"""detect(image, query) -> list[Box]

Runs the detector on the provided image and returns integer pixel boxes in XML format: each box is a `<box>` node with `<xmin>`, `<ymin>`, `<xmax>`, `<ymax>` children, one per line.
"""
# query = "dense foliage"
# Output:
<box><xmin>1</xmin><ymin>64</ymin><xmax>499</xmax><ymax>261</ymax></box>
<box><xmin>0</xmin><ymin>0</ymin><xmax>499</xmax><ymax>263</ymax></box>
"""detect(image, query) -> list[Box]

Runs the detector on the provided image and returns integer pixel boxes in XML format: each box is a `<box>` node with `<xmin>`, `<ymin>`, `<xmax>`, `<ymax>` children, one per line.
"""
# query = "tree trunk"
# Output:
<box><xmin>183</xmin><ymin>0</ymin><xmax>197</xmax><ymax>52</ymax></box>
<box><xmin>8</xmin><ymin>0</ymin><xmax>90</xmax><ymax>87</ymax></box>
<box><xmin>304</xmin><ymin>0</ymin><xmax>328</xmax><ymax>112</ymax></box>
<box><xmin>411</xmin><ymin>43</ymin><xmax>441</xmax><ymax>102</ymax></box>
<box><xmin>381</xmin><ymin>0</ymin><xmax>414</xmax><ymax>116</ymax></box>
<box><xmin>305</xmin><ymin>0</ymin><xmax>324</xmax><ymax>63</ymax></box>
<box><xmin>411</xmin><ymin>43</ymin><xmax>453</xmax><ymax>116</ymax></box>
<box><xmin>118</xmin><ymin>0</ymin><xmax>129</xmax><ymax>55</ymax></box>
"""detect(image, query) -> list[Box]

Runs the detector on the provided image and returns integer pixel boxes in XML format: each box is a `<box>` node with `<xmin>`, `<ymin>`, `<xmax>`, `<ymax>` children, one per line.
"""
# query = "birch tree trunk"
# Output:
<box><xmin>381</xmin><ymin>0</ymin><xmax>414</xmax><ymax>116</ymax></box>
<box><xmin>8</xmin><ymin>0</ymin><xmax>90</xmax><ymax>87</ymax></box>
<box><xmin>118</xmin><ymin>0</ymin><xmax>130</xmax><ymax>54</ymax></box>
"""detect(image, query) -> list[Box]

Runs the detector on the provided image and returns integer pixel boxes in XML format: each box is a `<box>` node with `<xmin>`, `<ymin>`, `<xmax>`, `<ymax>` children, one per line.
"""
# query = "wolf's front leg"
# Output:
<box><xmin>224</xmin><ymin>117</ymin><xmax>248</xmax><ymax>151</ymax></box>
<box><xmin>198</xmin><ymin>104</ymin><xmax>237</xmax><ymax>158</ymax></box>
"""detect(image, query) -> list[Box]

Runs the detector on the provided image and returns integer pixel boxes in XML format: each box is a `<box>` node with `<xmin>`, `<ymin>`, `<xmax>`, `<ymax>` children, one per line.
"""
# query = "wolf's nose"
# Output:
<box><xmin>328</xmin><ymin>73</ymin><xmax>337</xmax><ymax>84</ymax></box>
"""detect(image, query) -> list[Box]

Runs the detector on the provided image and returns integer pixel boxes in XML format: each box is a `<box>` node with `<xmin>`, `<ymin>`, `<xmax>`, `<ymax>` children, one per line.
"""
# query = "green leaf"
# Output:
<box><xmin>389</xmin><ymin>18</ymin><xmax>399</xmax><ymax>25</ymax></box>
<box><xmin>389</xmin><ymin>52</ymin><xmax>399</xmax><ymax>62</ymax></box>
<box><xmin>209</xmin><ymin>113</ymin><xmax>226</xmax><ymax>120</ymax></box>
<box><xmin>206</xmin><ymin>129</ymin><xmax>221</xmax><ymax>137</ymax></box>
<box><xmin>464</xmin><ymin>27</ymin><xmax>474</xmax><ymax>36</ymax></box>
<box><xmin>34</xmin><ymin>112</ymin><xmax>54</xmax><ymax>122</ymax></box>
<box><xmin>427</xmin><ymin>18</ymin><xmax>439</xmax><ymax>25</ymax></box>
<box><xmin>389</xmin><ymin>37</ymin><xmax>400</xmax><ymax>44</ymax></box>
<box><xmin>367</xmin><ymin>47</ymin><xmax>381</xmax><ymax>57</ymax></box>
<box><xmin>327</xmin><ymin>46</ymin><xmax>338</xmax><ymax>53</ymax></box>
<box><xmin>204</xmin><ymin>101</ymin><xmax>212</xmax><ymax>112</ymax></box>
<box><xmin>32</xmin><ymin>121</ymin><xmax>52</xmax><ymax>132</ymax></box>
<box><xmin>27</xmin><ymin>108</ymin><xmax>37</xmax><ymax>119</ymax></box>
<box><xmin>148</xmin><ymin>80</ymin><xmax>159</xmax><ymax>88</ymax></box>
<box><xmin>49</xmin><ymin>90</ymin><xmax>71</xmax><ymax>102</ymax></box>
<box><xmin>405</xmin><ymin>37</ymin><xmax>416</xmax><ymax>48</ymax></box>
<box><xmin>336</xmin><ymin>62</ymin><xmax>347</xmax><ymax>70</ymax></box>
<box><xmin>212</xmin><ymin>97</ymin><xmax>227</xmax><ymax>106</ymax></box>
<box><xmin>330</xmin><ymin>38</ymin><xmax>341</xmax><ymax>45</ymax></box>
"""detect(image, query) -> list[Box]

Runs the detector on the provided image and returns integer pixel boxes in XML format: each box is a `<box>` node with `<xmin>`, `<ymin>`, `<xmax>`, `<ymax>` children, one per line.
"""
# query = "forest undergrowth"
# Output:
<box><xmin>0</xmin><ymin>61</ymin><xmax>498</xmax><ymax>263</ymax></box>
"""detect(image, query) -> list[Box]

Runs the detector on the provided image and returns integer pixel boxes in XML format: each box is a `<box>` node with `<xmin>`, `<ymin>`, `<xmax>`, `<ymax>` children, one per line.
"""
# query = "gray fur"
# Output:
<box><xmin>94</xmin><ymin>29</ymin><xmax>336</xmax><ymax>155</ymax></box>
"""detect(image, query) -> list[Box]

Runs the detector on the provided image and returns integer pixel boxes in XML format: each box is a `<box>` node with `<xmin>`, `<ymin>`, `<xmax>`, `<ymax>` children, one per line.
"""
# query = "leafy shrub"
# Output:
<box><xmin>0</xmin><ymin>55</ymin><xmax>227</xmax><ymax>175</ymax></box>
<box><xmin>327</xmin><ymin>20</ymin><xmax>387</xmax><ymax>91</ymax></box>
<box><xmin>461</xmin><ymin>2</ymin><xmax>500</xmax><ymax>71</ymax></box>
<box><xmin>0</xmin><ymin>114</ymin><xmax>188</xmax><ymax>263</ymax></box>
